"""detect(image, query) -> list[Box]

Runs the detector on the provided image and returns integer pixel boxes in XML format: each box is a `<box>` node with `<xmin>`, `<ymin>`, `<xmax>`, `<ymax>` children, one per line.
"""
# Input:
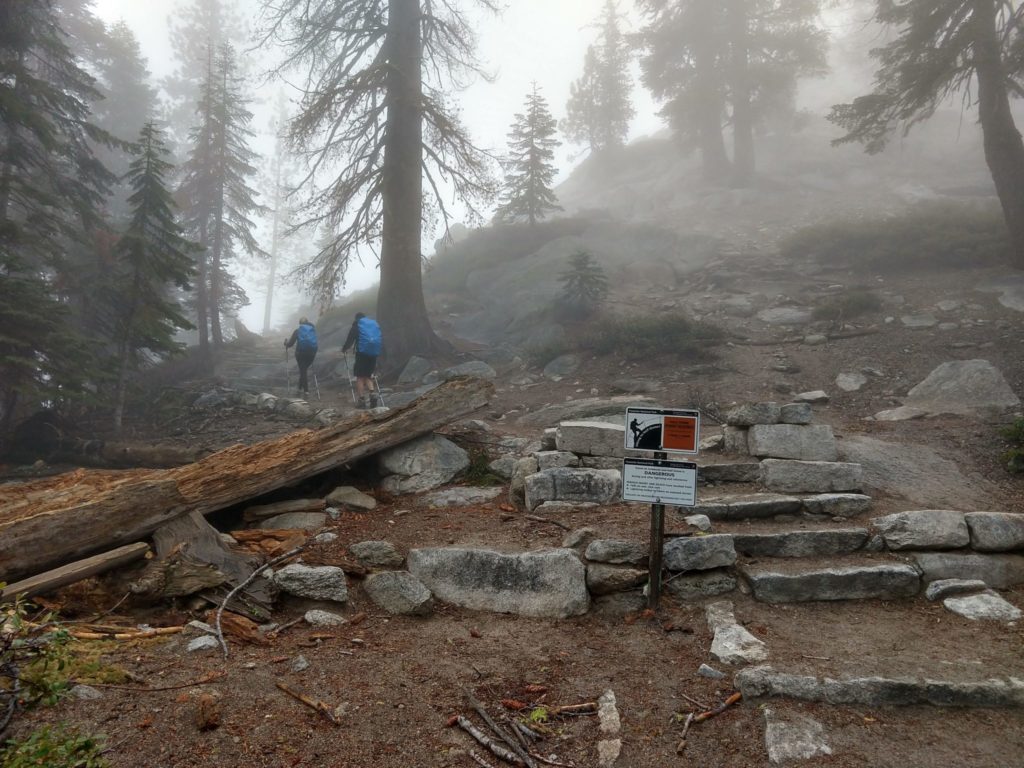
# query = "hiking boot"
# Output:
<box><xmin>369</xmin><ymin>393</ymin><xmax>380</xmax><ymax>408</ymax></box>
<box><xmin>357</xmin><ymin>397</ymin><xmax>369</xmax><ymax>410</ymax></box>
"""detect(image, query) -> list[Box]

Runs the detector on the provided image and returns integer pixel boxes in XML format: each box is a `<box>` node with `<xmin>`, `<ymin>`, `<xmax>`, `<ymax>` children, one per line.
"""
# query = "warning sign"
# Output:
<box><xmin>622</xmin><ymin>458</ymin><xmax>698</xmax><ymax>507</ymax></box>
<box><xmin>624</xmin><ymin>407</ymin><xmax>700</xmax><ymax>455</ymax></box>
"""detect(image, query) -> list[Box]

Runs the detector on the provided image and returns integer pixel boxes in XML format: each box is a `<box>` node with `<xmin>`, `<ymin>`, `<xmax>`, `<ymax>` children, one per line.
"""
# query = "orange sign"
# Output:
<box><xmin>662</xmin><ymin>416</ymin><xmax>698</xmax><ymax>452</ymax></box>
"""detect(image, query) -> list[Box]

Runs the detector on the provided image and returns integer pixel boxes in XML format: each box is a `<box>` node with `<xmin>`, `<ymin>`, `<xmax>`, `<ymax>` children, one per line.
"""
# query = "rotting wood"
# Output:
<box><xmin>242</xmin><ymin>498</ymin><xmax>326</xmax><ymax>522</ymax></box>
<box><xmin>0</xmin><ymin>378</ymin><xmax>494</xmax><ymax>583</ymax></box>
<box><xmin>524</xmin><ymin>515</ymin><xmax>570</xmax><ymax>531</ymax></box>
<box><xmin>1</xmin><ymin>543</ymin><xmax>150</xmax><ymax>601</ymax></box>
<box><xmin>693</xmin><ymin>692</ymin><xmax>742</xmax><ymax>723</ymax></box>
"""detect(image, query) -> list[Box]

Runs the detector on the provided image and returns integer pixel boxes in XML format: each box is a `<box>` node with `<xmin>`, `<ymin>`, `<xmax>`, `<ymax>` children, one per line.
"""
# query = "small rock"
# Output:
<box><xmin>70</xmin><ymin>685</ymin><xmax>104</xmax><ymax>701</ymax></box>
<box><xmin>684</xmin><ymin>514</ymin><xmax>712</xmax><ymax>532</ymax></box>
<box><xmin>187</xmin><ymin>636</ymin><xmax>220</xmax><ymax>653</ymax></box>
<box><xmin>586</xmin><ymin>564</ymin><xmax>648</xmax><ymax>595</ymax></box>
<box><xmin>585</xmin><ymin>539</ymin><xmax>648</xmax><ymax>565</ymax></box>
<box><xmin>944</xmin><ymin>591</ymin><xmax>1022</xmax><ymax>621</ymax></box>
<box><xmin>699</xmin><ymin>434</ymin><xmax>724</xmax><ymax>451</ymax></box>
<box><xmin>598</xmin><ymin>739</ymin><xmax>622</xmax><ymax>768</ymax></box>
<box><xmin>901</xmin><ymin>313</ymin><xmax>938</xmax><ymax>328</ymax></box>
<box><xmin>836</xmin><ymin>373</ymin><xmax>867</xmax><ymax>392</ymax></box>
<box><xmin>314</xmin><ymin>531</ymin><xmax>338</xmax><ymax>544</ymax></box>
<box><xmin>420</xmin><ymin>487</ymin><xmax>503</xmax><ymax>507</ymax></box>
<box><xmin>304</xmin><ymin>610</ymin><xmax>348</xmax><ymax>627</ymax></box>
<box><xmin>597</xmin><ymin>689</ymin><xmax>621</xmax><ymax>736</ymax></box>
<box><xmin>803</xmin><ymin>334</ymin><xmax>827</xmax><ymax>346</ymax></box>
<box><xmin>725</xmin><ymin>403</ymin><xmax>781</xmax><ymax>427</ymax></box>
<box><xmin>194</xmin><ymin>692</ymin><xmax>222</xmax><ymax>731</ymax></box>
<box><xmin>873</xmin><ymin>406</ymin><xmax>929</xmax><ymax>422</ymax></box>
<box><xmin>274</xmin><ymin>563</ymin><xmax>348</xmax><ymax>602</ymax></box>
<box><xmin>764</xmin><ymin>708</ymin><xmax>831</xmax><ymax>764</ymax></box>
<box><xmin>364</xmin><ymin>571</ymin><xmax>434</xmax><ymax>616</ymax></box>
<box><xmin>711</xmin><ymin>624</ymin><xmax>769</xmax><ymax>665</ymax></box>
<box><xmin>793</xmin><ymin>391</ymin><xmax>829</xmax><ymax>404</ymax></box>
<box><xmin>291</xmin><ymin>655</ymin><xmax>310</xmax><ymax>673</ymax></box>
<box><xmin>779</xmin><ymin>403</ymin><xmax>813</xmax><ymax>425</ymax></box>
<box><xmin>488</xmin><ymin>455</ymin><xmax>518</xmax><ymax>480</ymax></box>
<box><xmin>697</xmin><ymin>664</ymin><xmax>726</xmax><ymax>680</ymax></box>
<box><xmin>562</xmin><ymin>527</ymin><xmax>598</xmax><ymax>549</ymax></box>
<box><xmin>260</xmin><ymin>512</ymin><xmax>327</xmax><ymax>531</ymax></box>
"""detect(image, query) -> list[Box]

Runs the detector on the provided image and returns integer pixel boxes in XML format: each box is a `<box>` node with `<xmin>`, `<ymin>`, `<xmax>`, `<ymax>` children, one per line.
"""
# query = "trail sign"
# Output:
<box><xmin>622</xmin><ymin>458</ymin><xmax>698</xmax><ymax>507</ymax></box>
<box><xmin>624</xmin><ymin>407</ymin><xmax>700</xmax><ymax>455</ymax></box>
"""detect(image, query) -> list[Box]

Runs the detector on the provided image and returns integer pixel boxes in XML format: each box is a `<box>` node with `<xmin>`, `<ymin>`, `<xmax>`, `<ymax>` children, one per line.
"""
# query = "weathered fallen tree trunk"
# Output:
<box><xmin>1</xmin><ymin>543</ymin><xmax>151</xmax><ymax>600</ymax></box>
<box><xmin>0</xmin><ymin>378</ymin><xmax>493</xmax><ymax>583</ymax></box>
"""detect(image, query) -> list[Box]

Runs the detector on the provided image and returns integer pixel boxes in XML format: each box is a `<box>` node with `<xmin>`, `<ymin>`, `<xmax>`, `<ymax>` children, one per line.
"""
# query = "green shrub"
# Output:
<box><xmin>2</xmin><ymin>726</ymin><xmax>108</xmax><ymax>768</ymax></box>
<box><xmin>582</xmin><ymin>314</ymin><xmax>725</xmax><ymax>360</ymax></box>
<box><xmin>810</xmin><ymin>288</ymin><xmax>883</xmax><ymax>322</ymax></box>
<box><xmin>780</xmin><ymin>204</ymin><xmax>1010</xmax><ymax>272</ymax></box>
<box><xmin>462</xmin><ymin>448</ymin><xmax>503</xmax><ymax>486</ymax></box>
<box><xmin>1002</xmin><ymin>418</ymin><xmax>1024</xmax><ymax>474</ymax></box>
<box><xmin>557</xmin><ymin>250</ymin><xmax>609</xmax><ymax>320</ymax></box>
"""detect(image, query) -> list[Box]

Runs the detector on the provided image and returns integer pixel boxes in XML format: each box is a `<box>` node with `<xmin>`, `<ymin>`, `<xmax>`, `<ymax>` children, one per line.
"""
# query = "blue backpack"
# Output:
<box><xmin>357</xmin><ymin>317</ymin><xmax>382</xmax><ymax>356</ymax></box>
<box><xmin>296</xmin><ymin>322</ymin><xmax>318</xmax><ymax>352</ymax></box>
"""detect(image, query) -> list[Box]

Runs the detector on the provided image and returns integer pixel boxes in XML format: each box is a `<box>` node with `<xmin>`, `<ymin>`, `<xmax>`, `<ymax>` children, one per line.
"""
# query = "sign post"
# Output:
<box><xmin>622</xmin><ymin>407</ymin><xmax>700</xmax><ymax>610</ymax></box>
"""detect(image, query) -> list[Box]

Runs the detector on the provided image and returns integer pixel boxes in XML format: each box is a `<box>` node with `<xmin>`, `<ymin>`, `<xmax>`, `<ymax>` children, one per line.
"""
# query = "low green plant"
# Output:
<box><xmin>780</xmin><ymin>203</ymin><xmax>1010</xmax><ymax>273</ymax></box>
<box><xmin>1</xmin><ymin>725</ymin><xmax>109</xmax><ymax>768</ymax></box>
<box><xmin>1001</xmin><ymin>418</ymin><xmax>1024</xmax><ymax>474</ymax></box>
<box><xmin>582</xmin><ymin>314</ymin><xmax>725</xmax><ymax>360</ymax></box>
<box><xmin>810</xmin><ymin>288</ymin><xmax>883</xmax><ymax>323</ymax></box>
<box><xmin>462</xmin><ymin>448</ymin><xmax>503</xmax><ymax>486</ymax></box>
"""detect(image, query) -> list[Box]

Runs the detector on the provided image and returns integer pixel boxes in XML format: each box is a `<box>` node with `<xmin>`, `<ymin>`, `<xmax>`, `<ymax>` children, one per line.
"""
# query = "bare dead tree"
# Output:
<box><xmin>257</xmin><ymin>0</ymin><xmax>498</xmax><ymax>369</ymax></box>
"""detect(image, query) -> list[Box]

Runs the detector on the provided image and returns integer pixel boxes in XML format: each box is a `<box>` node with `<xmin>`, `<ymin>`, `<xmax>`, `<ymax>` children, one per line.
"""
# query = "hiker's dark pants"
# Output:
<box><xmin>296</xmin><ymin>347</ymin><xmax>317</xmax><ymax>392</ymax></box>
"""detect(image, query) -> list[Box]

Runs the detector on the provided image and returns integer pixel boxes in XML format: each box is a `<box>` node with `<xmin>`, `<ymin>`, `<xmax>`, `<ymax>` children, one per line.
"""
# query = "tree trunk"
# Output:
<box><xmin>113</xmin><ymin>342</ymin><xmax>131</xmax><ymax>436</ymax></box>
<box><xmin>973</xmin><ymin>0</ymin><xmax>1024</xmax><ymax>267</ymax></box>
<box><xmin>692</xmin><ymin>2</ymin><xmax>731</xmax><ymax>182</ymax></box>
<box><xmin>0</xmin><ymin>377</ymin><xmax>493</xmax><ymax>582</ymax></box>
<box><xmin>262</xmin><ymin>154</ymin><xmax>283</xmax><ymax>335</ymax></box>
<box><xmin>727</xmin><ymin>0</ymin><xmax>755</xmax><ymax>186</ymax></box>
<box><xmin>377</xmin><ymin>0</ymin><xmax>444</xmax><ymax>374</ymax></box>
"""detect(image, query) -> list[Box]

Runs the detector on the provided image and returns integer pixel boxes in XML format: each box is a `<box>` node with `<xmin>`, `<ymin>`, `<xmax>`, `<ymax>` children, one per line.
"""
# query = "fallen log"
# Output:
<box><xmin>0</xmin><ymin>378</ymin><xmax>493</xmax><ymax>583</ymax></box>
<box><xmin>1</xmin><ymin>543</ymin><xmax>151</xmax><ymax>600</ymax></box>
<box><xmin>242</xmin><ymin>498</ymin><xmax>326</xmax><ymax>522</ymax></box>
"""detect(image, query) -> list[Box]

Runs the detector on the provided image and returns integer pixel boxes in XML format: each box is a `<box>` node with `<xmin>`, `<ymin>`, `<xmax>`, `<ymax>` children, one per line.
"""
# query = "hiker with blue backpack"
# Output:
<box><xmin>343</xmin><ymin>312</ymin><xmax>383</xmax><ymax>409</ymax></box>
<box><xmin>284</xmin><ymin>317</ymin><xmax>318</xmax><ymax>396</ymax></box>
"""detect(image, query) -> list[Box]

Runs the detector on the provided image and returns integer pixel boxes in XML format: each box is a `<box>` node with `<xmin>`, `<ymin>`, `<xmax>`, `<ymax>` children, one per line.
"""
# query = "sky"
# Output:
<box><xmin>90</xmin><ymin>0</ymin><xmax>666</xmax><ymax>328</ymax></box>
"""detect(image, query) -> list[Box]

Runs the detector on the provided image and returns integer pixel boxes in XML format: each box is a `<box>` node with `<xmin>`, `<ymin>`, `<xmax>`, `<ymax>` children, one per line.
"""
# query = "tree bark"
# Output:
<box><xmin>727</xmin><ymin>0</ymin><xmax>755</xmax><ymax>186</ymax></box>
<box><xmin>377</xmin><ymin>0</ymin><xmax>444</xmax><ymax>374</ymax></box>
<box><xmin>973</xmin><ymin>0</ymin><xmax>1024</xmax><ymax>267</ymax></box>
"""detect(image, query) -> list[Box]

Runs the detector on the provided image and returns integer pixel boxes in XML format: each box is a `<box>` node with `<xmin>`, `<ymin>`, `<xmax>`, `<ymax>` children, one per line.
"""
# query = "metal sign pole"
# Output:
<box><xmin>648</xmin><ymin>449</ymin><xmax>668</xmax><ymax>609</ymax></box>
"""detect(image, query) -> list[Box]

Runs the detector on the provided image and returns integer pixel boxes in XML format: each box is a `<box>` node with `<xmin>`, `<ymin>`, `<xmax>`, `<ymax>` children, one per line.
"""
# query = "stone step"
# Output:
<box><xmin>741</xmin><ymin>558</ymin><xmax>920</xmax><ymax>603</ymax></box>
<box><xmin>732</xmin><ymin>528</ymin><xmax>870</xmax><ymax>558</ymax></box>
<box><xmin>686</xmin><ymin>492</ymin><xmax>872</xmax><ymax>521</ymax></box>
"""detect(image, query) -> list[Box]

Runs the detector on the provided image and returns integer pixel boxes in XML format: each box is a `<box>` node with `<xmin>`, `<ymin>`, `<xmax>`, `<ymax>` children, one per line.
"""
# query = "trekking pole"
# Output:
<box><xmin>312</xmin><ymin>370</ymin><xmax>321</xmax><ymax>402</ymax></box>
<box><xmin>285</xmin><ymin>346</ymin><xmax>290</xmax><ymax>394</ymax></box>
<box><xmin>343</xmin><ymin>353</ymin><xmax>357</xmax><ymax>405</ymax></box>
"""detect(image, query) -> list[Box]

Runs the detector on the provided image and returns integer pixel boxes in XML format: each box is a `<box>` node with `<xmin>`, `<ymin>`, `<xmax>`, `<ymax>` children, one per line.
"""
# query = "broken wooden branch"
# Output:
<box><xmin>455</xmin><ymin>715</ymin><xmax>525</xmax><ymax>765</ymax></box>
<box><xmin>675</xmin><ymin>712</ymin><xmax>694</xmax><ymax>754</ymax></box>
<box><xmin>0</xmin><ymin>377</ymin><xmax>494</xmax><ymax>583</ymax></box>
<box><xmin>679</xmin><ymin>692</ymin><xmax>710</xmax><ymax>711</ymax></box>
<box><xmin>215</xmin><ymin>543</ymin><xmax>307</xmax><ymax>658</ymax></box>
<box><xmin>87</xmin><ymin>671</ymin><xmax>225</xmax><ymax>692</ymax></box>
<box><xmin>464</xmin><ymin>691</ymin><xmax>538</xmax><ymax>768</ymax></box>
<box><xmin>550</xmin><ymin>702</ymin><xmax>597</xmax><ymax>716</ymax></box>
<box><xmin>469</xmin><ymin>751</ymin><xmax>499</xmax><ymax>768</ymax></box>
<box><xmin>275</xmin><ymin>681</ymin><xmax>341</xmax><ymax>726</ymax></box>
<box><xmin>65</xmin><ymin>626</ymin><xmax>183</xmax><ymax>641</ymax></box>
<box><xmin>693</xmin><ymin>692</ymin><xmax>742</xmax><ymax>723</ymax></box>
<box><xmin>1</xmin><ymin>543</ymin><xmax>150</xmax><ymax>601</ymax></box>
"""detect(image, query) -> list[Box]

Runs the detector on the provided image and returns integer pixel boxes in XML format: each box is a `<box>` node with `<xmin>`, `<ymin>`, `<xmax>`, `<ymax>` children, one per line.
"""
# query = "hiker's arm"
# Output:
<box><xmin>284</xmin><ymin>329</ymin><xmax>298</xmax><ymax>348</ymax></box>
<box><xmin>342</xmin><ymin>322</ymin><xmax>358</xmax><ymax>352</ymax></box>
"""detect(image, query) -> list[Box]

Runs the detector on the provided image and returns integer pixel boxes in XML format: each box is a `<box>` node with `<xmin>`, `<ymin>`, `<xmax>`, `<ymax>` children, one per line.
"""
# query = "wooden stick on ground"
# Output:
<box><xmin>276</xmin><ymin>682</ymin><xmax>340</xmax><ymax>726</ymax></box>
<box><xmin>693</xmin><ymin>692</ymin><xmax>742</xmax><ymax>723</ymax></box>
<box><xmin>550</xmin><ymin>702</ymin><xmax>597</xmax><ymax>716</ymax></box>
<box><xmin>464</xmin><ymin>691</ymin><xmax>538</xmax><ymax>768</ymax></box>
<box><xmin>1</xmin><ymin>543</ymin><xmax>150</xmax><ymax>600</ymax></box>
<box><xmin>679</xmin><ymin>692</ymin><xmax>710</xmax><ymax>711</ymax></box>
<box><xmin>676</xmin><ymin>712</ymin><xmax>694</xmax><ymax>754</ymax></box>
<box><xmin>456</xmin><ymin>716</ymin><xmax>525</xmax><ymax>765</ymax></box>
<box><xmin>87</xmin><ymin>671</ymin><xmax>225</xmax><ymax>692</ymax></box>
<box><xmin>215</xmin><ymin>543</ymin><xmax>307</xmax><ymax>657</ymax></box>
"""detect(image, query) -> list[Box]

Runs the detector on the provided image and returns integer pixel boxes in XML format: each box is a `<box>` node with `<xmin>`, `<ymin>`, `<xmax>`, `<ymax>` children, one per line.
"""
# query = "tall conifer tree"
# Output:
<box><xmin>496</xmin><ymin>85</ymin><xmax>562</xmax><ymax>226</ymax></box>
<box><xmin>109</xmin><ymin>123</ymin><xmax>195</xmax><ymax>432</ymax></box>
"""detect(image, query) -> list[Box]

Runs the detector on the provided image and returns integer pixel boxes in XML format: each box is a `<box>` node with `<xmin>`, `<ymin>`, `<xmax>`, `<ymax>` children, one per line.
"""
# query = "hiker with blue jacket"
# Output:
<box><xmin>343</xmin><ymin>312</ymin><xmax>382</xmax><ymax>408</ymax></box>
<box><xmin>284</xmin><ymin>316</ymin><xmax>318</xmax><ymax>396</ymax></box>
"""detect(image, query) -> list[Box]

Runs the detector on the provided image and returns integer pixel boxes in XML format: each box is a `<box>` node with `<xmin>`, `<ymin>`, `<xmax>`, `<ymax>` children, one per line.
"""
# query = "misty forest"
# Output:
<box><xmin>2</xmin><ymin>1</ymin><xmax>1024</xmax><ymax>766</ymax></box>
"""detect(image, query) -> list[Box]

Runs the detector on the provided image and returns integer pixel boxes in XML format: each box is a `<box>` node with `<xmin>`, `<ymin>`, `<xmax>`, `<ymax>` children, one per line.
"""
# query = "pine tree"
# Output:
<box><xmin>178</xmin><ymin>44</ymin><xmax>265</xmax><ymax>351</ymax></box>
<box><xmin>563</xmin><ymin>1</ymin><xmax>635</xmax><ymax>154</ymax></box>
<box><xmin>496</xmin><ymin>84</ymin><xmax>562</xmax><ymax>226</ymax></box>
<box><xmin>830</xmin><ymin>0</ymin><xmax>1024</xmax><ymax>267</ymax></box>
<box><xmin>0</xmin><ymin>0</ymin><xmax>114</xmax><ymax>447</ymax></box>
<box><xmin>258</xmin><ymin>0</ymin><xmax>498</xmax><ymax>370</ymax></box>
<box><xmin>108</xmin><ymin>123</ymin><xmax>195</xmax><ymax>433</ymax></box>
<box><xmin>558</xmin><ymin>249</ymin><xmax>609</xmax><ymax>318</ymax></box>
<box><xmin>637</xmin><ymin>0</ymin><xmax>826</xmax><ymax>184</ymax></box>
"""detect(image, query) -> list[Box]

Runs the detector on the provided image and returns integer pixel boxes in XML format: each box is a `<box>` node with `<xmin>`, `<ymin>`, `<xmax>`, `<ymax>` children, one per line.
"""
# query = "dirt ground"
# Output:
<box><xmin>4</xmin><ymin>256</ymin><xmax>1024</xmax><ymax>766</ymax></box>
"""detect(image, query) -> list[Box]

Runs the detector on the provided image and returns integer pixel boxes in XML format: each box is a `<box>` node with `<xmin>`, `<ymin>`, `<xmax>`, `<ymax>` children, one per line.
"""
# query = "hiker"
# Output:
<box><xmin>343</xmin><ymin>312</ymin><xmax>382</xmax><ymax>408</ymax></box>
<box><xmin>284</xmin><ymin>317</ymin><xmax>318</xmax><ymax>395</ymax></box>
